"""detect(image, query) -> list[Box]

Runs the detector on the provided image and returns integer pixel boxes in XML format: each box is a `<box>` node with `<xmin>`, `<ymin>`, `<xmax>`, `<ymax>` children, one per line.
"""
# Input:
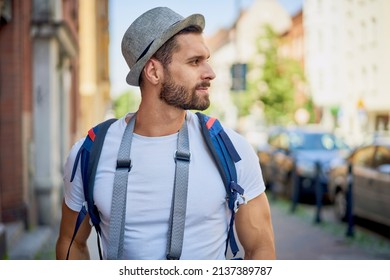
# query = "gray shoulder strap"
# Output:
<box><xmin>107</xmin><ymin>114</ymin><xmax>136</xmax><ymax>259</ymax></box>
<box><xmin>166</xmin><ymin>117</ymin><xmax>190</xmax><ymax>260</ymax></box>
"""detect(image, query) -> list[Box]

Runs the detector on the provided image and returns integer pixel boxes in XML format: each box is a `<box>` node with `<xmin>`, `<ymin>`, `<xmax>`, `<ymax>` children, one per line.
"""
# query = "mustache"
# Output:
<box><xmin>196</xmin><ymin>81</ymin><xmax>211</xmax><ymax>88</ymax></box>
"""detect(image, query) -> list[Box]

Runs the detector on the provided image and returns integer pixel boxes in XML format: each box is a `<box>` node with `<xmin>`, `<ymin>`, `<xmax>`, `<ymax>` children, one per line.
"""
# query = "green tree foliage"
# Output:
<box><xmin>245</xmin><ymin>24</ymin><xmax>307</xmax><ymax>125</ymax></box>
<box><xmin>113</xmin><ymin>90</ymin><xmax>140</xmax><ymax>118</ymax></box>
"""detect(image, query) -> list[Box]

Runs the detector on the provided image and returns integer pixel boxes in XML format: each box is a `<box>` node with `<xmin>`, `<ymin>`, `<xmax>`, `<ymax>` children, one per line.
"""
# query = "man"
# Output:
<box><xmin>56</xmin><ymin>7</ymin><xmax>275</xmax><ymax>260</ymax></box>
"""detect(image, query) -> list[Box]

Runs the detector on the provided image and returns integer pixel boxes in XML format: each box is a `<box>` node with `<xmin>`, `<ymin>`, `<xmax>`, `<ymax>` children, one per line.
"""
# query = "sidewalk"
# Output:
<box><xmin>7</xmin><ymin>196</ymin><xmax>390</xmax><ymax>260</ymax></box>
<box><xmin>270</xmin><ymin>198</ymin><xmax>390</xmax><ymax>260</ymax></box>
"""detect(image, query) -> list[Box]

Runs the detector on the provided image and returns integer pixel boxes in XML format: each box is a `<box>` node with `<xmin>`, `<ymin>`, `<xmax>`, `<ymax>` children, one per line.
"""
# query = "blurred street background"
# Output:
<box><xmin>1</xmin><ymin>0</ymin><xmax>389</xmax><ymax>260</ymax></box>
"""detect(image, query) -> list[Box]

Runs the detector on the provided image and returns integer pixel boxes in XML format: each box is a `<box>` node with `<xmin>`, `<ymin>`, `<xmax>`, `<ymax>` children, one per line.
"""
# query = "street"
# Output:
<box><xmin>270</xmin><ymin>198</ymin><xmax>390</xmax><ymax>260</ymax></box>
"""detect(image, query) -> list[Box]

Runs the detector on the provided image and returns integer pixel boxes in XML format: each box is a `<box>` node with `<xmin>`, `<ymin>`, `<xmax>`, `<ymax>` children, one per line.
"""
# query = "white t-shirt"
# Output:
<box><xmin>63</xmin><ymin>111</ymin><xmax>265</xmax><ymax>259</ymax></box>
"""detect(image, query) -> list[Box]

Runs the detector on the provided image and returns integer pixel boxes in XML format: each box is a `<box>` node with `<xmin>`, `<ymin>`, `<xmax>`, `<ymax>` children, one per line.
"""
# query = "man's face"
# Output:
<box><xmin>159</xmin><ymin>33</ymin><xmax>216</xmax><ymax>111</ymax></box>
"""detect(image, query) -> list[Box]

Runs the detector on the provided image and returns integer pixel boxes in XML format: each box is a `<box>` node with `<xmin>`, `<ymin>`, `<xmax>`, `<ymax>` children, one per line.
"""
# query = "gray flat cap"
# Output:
<box><xmin>121</xmin><ymin>7</ymin><xmax>205</xmax><ymax>86</ymax></box>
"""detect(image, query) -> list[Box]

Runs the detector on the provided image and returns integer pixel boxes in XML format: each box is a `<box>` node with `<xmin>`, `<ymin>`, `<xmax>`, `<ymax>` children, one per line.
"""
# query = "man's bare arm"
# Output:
<box><xmin>235</xmin><ymin>192</ymin><xmax>276</xmax><ymax>260</ymax></box>
<box><xmin>56</xmin><ymin>200</ymin><xmax>92</xmax><ymax>259</ymax></box>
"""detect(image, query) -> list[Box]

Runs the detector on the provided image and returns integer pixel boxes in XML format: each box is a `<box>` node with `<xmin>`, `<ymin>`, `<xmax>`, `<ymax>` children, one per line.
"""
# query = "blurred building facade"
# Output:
<box><xmin>208</xmin><ymin>0</ymin><xmax>389</xmax><ymax>147</ymax></box>
<box><xmin>279</xmin><ymin>9</ymin><xmax>315</xmax><ymax>124</ymax></box>
<box><xmin>0</xmin><ymin>0</ymin><xmax>79</xmax><ymax>227</ymax></box>
<box><xmin>0</xmin><ymin>0</ymin><xmax>110</xmax><ymax>258</ymax></box>
<box><xmin>279</xmin><ymin>10</ymin><xmax>304</xmax><ymax>68</ymax></box>
<box><xmin>79</xmin><ymin>0</ymin><xmax>111</xmax><ymax>135</ymax></box>
<box><xmin>304</xmin><ymin>0</ymin><xmax>390</xmax><ymax>145</ymax></box>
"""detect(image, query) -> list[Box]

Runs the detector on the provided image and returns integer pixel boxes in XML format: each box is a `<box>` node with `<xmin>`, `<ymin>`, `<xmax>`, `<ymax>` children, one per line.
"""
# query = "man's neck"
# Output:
<box><xmin>131</xmin><ymin>105</ymin><xmax>186</xmax><ymax>137</ymax></box>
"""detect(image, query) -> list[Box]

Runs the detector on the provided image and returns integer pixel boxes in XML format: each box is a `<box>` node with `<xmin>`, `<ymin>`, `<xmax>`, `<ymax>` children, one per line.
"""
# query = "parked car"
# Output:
<box><xmin>328</xmin><ymin>140</ymin><xmax>390</xmax><ymax>227</ymax></box>
<box><xmin>257</xmin><ymin>125</ymin><xmax>350</xmax><ymax>203</ymax></box>
<box><xmin>257</xmin><ymin>126</ymin><xmax>289</xmax><ymax>190</ymax></box>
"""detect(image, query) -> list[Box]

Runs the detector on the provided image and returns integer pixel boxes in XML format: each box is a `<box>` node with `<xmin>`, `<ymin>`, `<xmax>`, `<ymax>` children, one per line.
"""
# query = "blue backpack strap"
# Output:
<box><xmin>196</xmin><ymin>112</ymin><xmax>244</xmax><ymax>258</ymax></box>
<box><xmin>67</xmin><ymin>118</ymin><xmax>117</xmax><ymax>260</ymax></box>
<box><xmin>85</xmin><ymin>118</ymin><xmax>118</xmax><ymax>229</ymax></box>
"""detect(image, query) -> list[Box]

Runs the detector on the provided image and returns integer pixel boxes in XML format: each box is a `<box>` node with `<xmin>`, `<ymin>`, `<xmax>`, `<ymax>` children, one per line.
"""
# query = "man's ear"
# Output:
<box><xmin>143</xmin><ymin>59</ymin><xmax>163</xmax><ymax>85</ymax></box>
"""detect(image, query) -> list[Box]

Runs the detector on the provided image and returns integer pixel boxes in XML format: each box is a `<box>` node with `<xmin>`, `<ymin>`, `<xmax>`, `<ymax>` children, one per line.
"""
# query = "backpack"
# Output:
<box><xmin>67</xmin><ymin>112</ymin><xmax>245</xmax><ymax>260</ymax></box>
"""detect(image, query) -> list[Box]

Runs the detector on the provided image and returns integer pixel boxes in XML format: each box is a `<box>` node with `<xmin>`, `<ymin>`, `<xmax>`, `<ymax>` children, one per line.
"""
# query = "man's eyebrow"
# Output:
<box><xmin>186</xmin><ymin>54</ymin><xmax>210</xmax><ymax>62</ymax></box>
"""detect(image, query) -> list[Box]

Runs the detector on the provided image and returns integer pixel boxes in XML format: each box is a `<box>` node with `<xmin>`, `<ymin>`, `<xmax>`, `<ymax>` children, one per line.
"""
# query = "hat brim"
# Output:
<box><xmin>126</xmin><ymin>13</ymin><xmax>205</xmax><ymax>86</ymax></box>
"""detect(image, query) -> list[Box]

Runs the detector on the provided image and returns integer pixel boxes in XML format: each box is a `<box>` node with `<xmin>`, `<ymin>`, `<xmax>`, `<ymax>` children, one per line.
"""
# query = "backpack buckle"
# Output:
<box><xmin>174</xmin><ymin>150</ymin><xmax>191</xmax><ymax>162</ymax></box>
<box><xmin>229</xmin><ymin>181</ymin><xmax>246</xmax><ymax>213</ymax></box>
<box><xmin>233</xmin><ymin>194</ymin><xmax>246</xmax><ymax>213</ymax></box>
<box><xmin>116</xmin><ymin>159</ymin><xmax>132</xmax><ymax>171</ymax></box>
<box><xmin>82</xmin><ymin>201</ymin><xmax>88</xmax><ymax>212</ymax></box>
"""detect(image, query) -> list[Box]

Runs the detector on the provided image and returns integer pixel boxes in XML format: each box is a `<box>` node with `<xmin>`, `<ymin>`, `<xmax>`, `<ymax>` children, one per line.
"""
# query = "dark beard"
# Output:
<box><xmin>160</xmin><ymin>72</ymin><xmax>210</xmax><ymax>111</ymax></box>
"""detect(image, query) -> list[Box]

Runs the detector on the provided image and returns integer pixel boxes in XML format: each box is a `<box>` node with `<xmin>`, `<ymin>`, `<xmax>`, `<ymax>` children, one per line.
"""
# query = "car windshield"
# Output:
<box><xmin>289</xmin><ymin>132</ymin><xmax>346</xmax><ymax>151</ymax></box>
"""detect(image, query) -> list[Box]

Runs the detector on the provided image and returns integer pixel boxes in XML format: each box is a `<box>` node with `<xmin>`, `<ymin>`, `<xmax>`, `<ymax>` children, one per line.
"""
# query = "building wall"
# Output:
<box><xmin>0</xmin><ymin>0</ymin><xmax>80</xmax><ymax>231</ymax></box>
<box><xmin>280</xmin><ymin>10</ymin><xmax>304</xmax><ymax>68</ymax></box>
<box><xmin>31</xmin><ymin>0</ymin><xmax>79</xmax><ymax>225</ymax></box>
<box><xmin>0</xmin><ymin>0</ymin><xmax>33</xmax><ymax>224</ymax></box>
<box><xmin>304</xmin><ymin>0</ymin><xmax>390</xmax><ymax>144</ymax></box>
<box><xmin>279</xmin><ymin>10</ymin><xmax>311</xmax><ymax>123</ymax></box>
<box><xmin>78</xmin><ymin>0</ymin><xmax>111</xmax><ymax>137</ymax></box>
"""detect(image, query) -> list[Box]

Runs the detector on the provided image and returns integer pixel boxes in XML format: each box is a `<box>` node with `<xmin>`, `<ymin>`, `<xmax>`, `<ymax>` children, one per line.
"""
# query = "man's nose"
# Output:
<box><xmin>202</xmin><ymin>62</ymin><xmax>216</xmax><ymax>80</ymax></box>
